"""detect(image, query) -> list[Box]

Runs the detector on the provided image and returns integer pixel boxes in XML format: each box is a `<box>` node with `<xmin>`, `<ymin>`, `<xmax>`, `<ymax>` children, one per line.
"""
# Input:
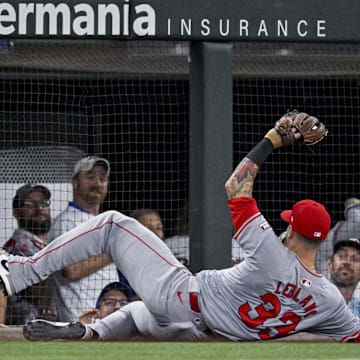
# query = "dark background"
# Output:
<box><xmin>0</xmin><ymin>76</ymin><xmax>359</xmax><ymax>238</ymax></box>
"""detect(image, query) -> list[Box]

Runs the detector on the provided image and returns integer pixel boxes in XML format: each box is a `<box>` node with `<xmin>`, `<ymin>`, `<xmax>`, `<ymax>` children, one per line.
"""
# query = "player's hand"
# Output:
<box><xmin>265</xmin><ymin>110</ymin><xmax>328</xmax><ymax>148</ymax></box>
<box><xmin>78</xmin><ymin>309</ymin><xmax>100</xmax><ymax>324</ymax></box>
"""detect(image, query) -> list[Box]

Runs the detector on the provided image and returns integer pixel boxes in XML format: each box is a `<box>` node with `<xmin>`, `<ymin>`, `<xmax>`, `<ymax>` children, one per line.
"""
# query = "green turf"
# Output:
<box><xmin>1</xmin><ymin>342</ymin><xmax>359</xmax><ymax>360</ymax></box>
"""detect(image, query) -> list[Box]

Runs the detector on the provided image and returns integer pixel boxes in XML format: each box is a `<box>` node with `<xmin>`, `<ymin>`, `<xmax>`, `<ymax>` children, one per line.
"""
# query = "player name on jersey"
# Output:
<box><xmin>275</xmin><ymin>281</ymin><xmax>317</xmax><ymax>317</ymax></box>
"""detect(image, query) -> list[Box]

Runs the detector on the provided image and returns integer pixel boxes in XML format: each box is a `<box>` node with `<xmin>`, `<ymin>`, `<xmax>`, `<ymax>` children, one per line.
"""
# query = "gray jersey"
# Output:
<box><xmin>196</xmin><ymin>197</ymin><xmax>360</xmax><ymax>342</ymax></box>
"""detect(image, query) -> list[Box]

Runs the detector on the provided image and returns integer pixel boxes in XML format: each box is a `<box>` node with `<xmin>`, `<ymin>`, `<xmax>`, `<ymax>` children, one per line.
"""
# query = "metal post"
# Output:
<box><xmin>189</xmin><ymin>42</ymin><xmax>233</xmax><ymax>272</ymax></box>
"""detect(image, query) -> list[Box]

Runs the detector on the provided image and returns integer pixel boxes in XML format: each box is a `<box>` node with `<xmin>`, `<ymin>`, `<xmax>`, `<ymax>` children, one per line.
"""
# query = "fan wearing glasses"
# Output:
<box><xmin>2</xmin><ymin>184</ymin><xmax>53</xmax><ymax>325</ymax></box>
<box><xmin>78</xmin><ymin>282</ymin><xmax>130</xmax><ymax>324</ymax></box>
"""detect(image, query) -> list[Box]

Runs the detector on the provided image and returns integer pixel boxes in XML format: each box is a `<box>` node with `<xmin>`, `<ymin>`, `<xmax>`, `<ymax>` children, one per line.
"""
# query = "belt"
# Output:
<box><xmin>189</xmin><ymin>292</ymin><xmax>211</xmax><ymax>334</ymax></box>
<box><xmin>189</xmin><ymin>292</ymin><xmax>200</xmax><ymax>313</ymax></box>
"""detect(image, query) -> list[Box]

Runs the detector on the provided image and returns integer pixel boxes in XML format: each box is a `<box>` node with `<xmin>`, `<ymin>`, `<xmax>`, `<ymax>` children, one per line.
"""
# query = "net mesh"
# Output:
<box><xmin>1</xmin><ymin>39</ymin><xmax>360</xmax><ymax>323</ymax></box>
<box><xmin>233</xmin><ymin>77</ymin><xmax>360</xmax><ymax>275</ymax></box>
<box><xmin>0</xmin><ymin>60</ymin><xmax>189</xmax><ymax>323</ymax></box>
<box><xmin>233</xmin><ymin>77</ymin><xmax>360</xmax><ymax>228</ymax></box>
<box><xmin>0</xmin><ymin>75</ymin><xmax>189</xmax><ymax>240</ymax></box>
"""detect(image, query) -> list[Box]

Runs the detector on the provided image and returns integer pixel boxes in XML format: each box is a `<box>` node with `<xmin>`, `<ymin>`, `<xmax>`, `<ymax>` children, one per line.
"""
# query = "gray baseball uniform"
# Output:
<box><xmin>5</xmin><ymin>198</ymin><xmax>360</xmax><ymax>342</ymax></box>
<box><xmin>196</xmin><ymin>197</ymin><xmax>360</xmax><ymax>341</ymax></box>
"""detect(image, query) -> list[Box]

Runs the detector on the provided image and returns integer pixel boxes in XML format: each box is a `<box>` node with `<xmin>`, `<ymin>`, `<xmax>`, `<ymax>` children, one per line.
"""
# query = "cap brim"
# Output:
<box><xmin>334</xmin><ymin>240</ymin><xmax>360</xmax><ymax>254</ymax></box>
<box><xmin>281</xmin><ymin>210</ymin><xmax>292</xmax><ymax>223</ymax></box>
<box><xmin>95</xmin><ymin>159</ymin><xmax>109</xmax><ymax>170</ymax></box>
<box><xmin>73</xmin><ymin>157</ymin><xmax>110</xmax><ymax>178</ymax></box>
<box><xmin>95</xmin><ymin>281</ymin><xmax>130</xmax><ymax>308</ymax></box>
<box><xmin>31</xmin><ymin>185</ymin><xmax>51</xmax><ymax>199</ymax></box>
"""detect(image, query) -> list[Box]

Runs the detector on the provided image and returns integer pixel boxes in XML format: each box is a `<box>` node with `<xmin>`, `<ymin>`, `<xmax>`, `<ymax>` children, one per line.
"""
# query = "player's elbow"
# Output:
<box><xmin>225</xmin><ymin>178</ymin><xmax>234</xmax><ymax>198</ymax></box>
<box><xmin>225</xmin><ymin>178</ymin><xmax>231</xmax><ymax>192</ymax></box>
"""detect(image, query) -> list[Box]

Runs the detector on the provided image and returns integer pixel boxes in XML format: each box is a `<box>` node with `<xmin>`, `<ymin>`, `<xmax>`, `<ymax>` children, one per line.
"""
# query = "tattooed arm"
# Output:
<box><xmin>225</xmin><ymin>113</ymin><xmax>305</xmax><ymax>200</ymax></box>
<box><xmin>225</xmin><ymin>158</ymin><xmax>259</xmax><ymax>200</ymax></box>
<box><xmin>225</xmin><ymin>114</ymin><xmax>303</xmax><ymax>200</ymax></box>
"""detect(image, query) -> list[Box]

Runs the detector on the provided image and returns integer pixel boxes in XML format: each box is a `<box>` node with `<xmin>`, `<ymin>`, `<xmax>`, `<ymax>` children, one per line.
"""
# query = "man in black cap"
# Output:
<box><xmin>2</xmin><ymin>184</ymin><xmax>53</xmax><ymax>324</ymax></box>
<box><xmin>10</xmin><ymin>184</ymin><xmax>52</xmax><ymax>241</ymax></box>
<box><xmin>329</xmin><ymin>238</ymin><xmax>360</xmax><ymax>317</ymax></box>
<box><xmin>316</xmin><ymin>197</ymin><xmax>360</xmax><ymax>278</ymax></box>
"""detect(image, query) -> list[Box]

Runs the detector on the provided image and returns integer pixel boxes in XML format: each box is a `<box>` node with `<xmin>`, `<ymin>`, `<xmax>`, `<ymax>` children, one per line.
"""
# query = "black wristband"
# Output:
<box><xmin>246</xmin><ymin>138</ymin><xmax>274</xmax><ymax>167</ymax></box>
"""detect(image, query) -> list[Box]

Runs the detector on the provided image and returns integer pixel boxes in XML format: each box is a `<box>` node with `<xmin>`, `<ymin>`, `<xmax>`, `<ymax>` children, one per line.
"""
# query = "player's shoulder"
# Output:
<box><xmin>228</xmin><ymin>197</ymin><xmax>264</xmax><ymax>232</ymax></box>
<box><xmin>322</xmin><ymin>278</ymin><xmax>343</xmax><ymax>294</ymax></box>
<box><xmin>317</xmin><ymin>277</ymin><xmax>345</xmax><ymax>305</ymax></box>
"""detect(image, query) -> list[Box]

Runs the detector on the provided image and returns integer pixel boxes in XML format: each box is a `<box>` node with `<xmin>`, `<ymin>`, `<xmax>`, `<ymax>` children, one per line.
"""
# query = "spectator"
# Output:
<box><xmin>328</xmin><ymin>238</ymin><xmax>360</xmax><ymax>317</ymax></box>
<box><xmin>116</xmin><ymin>272</ymin><xmax>138</xmax><ymax>301</ymax></box>
<box><xmin>3</xmin><ymin>184</ymin><xmax>53</xmax><ymax>324</ymax></box>
<box><xmin>316</xmin><ymin>197</ymin><xmax>360</xmax><ymax>278</ymax></box>
<box><xmin>48</xmin><ymin>156</ymin><xmax>118</xmax><ymax>321</ymax></box>
<box><xmin>164</xmin><ymin>203</ymin><xmax>244</xmax><ymax>266</ymax></box>
<box><xmin>130</xmin><ymin>209</ymin><xmax>164</xmax><ymax>240</ymax></box>
<box><xmin>78</xmin><ymin>282</ymin><xmax>130</xmax><ymax>324</ymax></box>
<box><xmin>164</xmin><ymin>203</ymin><xmax>189</xmax><ymax>266</ymax></box>
<box><xmin>124</xmin><ymin>208</ymin><xmax>166</xmax><ymax>300</ymax></box>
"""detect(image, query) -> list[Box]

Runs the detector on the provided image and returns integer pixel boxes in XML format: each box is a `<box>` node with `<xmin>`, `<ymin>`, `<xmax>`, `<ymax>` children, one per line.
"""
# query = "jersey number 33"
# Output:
<box><xmin>239</xmin><ymin>293</ymin><xmax>301</xmax><ymax>339</ymax></box>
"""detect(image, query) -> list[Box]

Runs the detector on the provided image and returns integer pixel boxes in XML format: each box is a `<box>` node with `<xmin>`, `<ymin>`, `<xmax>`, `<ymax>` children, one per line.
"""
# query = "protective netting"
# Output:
<box><xmin>0</xmin><ymin>58</ymin><xmax>189</xmax><ymax>323</ymax></box>
<box><xmin>233</xmin><ymin>77</ymin><xmax>360</xmax><ymax>276</ymax></box>
<box><xmin>0</xmin><ymin>75</ymin><xmax>189</xmax><ymax>247</ymax></box>
<box><xmin>1</xmin><ymin>39</ymin><xmax>360</xmax><ymax>323</ymax></box>
<box><xmin>0</xmin><ymin>146</ymin><xmax>85</xmax><ymax>183</ymax></box>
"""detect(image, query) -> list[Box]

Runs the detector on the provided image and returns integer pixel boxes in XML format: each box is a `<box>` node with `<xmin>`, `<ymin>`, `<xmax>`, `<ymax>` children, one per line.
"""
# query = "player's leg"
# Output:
<box><xmin>23</xmin><ymin>302</ymin><xmax>140</xmax><ymax>341</ymax></box>
<box><xmin>89</xmin><ymin>301</ymin><xmax>208</xmax><ymax>341</ymax></box>
<box><xmin>1</xmin><ymin>210</ymin><xmax>190</xmax><ymax>316</ymax></box>
<box><xmin>24</xmin><ymin>300</ymin><xmax>208</xmax><ymax>341</ymax></box>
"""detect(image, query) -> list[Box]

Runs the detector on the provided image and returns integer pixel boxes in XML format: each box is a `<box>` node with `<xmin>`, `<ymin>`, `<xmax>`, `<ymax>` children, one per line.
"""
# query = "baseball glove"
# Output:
<box><xmin>266</xmin><ymin>110</ymin><xmax>328</xmax><ymax>148</ymax></box>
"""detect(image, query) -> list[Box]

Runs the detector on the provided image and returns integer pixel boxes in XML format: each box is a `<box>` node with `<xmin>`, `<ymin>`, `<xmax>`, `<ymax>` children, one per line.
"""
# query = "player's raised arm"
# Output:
<box><xmin>225</xmin><ymin>158</ymin><xmax>260</xmax><ymax>200</ymax></box>
<box><xmin>225</xmin><ymin>111</ymin><xmax>327</xmax><ymax>200</ymax></box>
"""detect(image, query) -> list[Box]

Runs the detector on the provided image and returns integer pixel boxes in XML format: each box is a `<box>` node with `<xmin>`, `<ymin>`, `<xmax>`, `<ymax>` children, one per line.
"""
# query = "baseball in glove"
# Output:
<box><xmin>265</xmin><ymin>110</ymin><xmax>328</xmax><ymax>148</ymax></box>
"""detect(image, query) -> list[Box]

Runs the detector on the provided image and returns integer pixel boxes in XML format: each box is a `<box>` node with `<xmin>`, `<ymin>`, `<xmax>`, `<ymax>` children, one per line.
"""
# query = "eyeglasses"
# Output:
<box><xmin>100</xmin><ymin>298</ymin><xmax>128</xmax><ymax>307</ymax></box>
<box><xmin>22</xmin><ymin>200</ymin><xmax>51</xmax><ymax>209</ymax></box>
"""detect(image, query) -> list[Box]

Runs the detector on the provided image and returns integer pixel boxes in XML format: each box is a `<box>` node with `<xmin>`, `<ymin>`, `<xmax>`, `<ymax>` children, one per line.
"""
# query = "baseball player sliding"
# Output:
<box><xmin>1</xmin><ymin>111</ymin><xmax>360</xmax><ymax>342</ymax></box>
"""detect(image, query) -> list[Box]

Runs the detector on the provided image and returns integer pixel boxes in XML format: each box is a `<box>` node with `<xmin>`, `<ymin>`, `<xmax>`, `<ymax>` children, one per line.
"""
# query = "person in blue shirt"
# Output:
<box><xmin>329</xmin><ymin>238</ymin><xmax>360</xmax><ymax>317</ymax></box>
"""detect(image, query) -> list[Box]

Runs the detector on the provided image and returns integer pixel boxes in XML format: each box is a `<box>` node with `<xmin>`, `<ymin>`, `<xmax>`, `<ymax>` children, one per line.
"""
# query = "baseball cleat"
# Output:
<box><xmin>23</xmin><ymin>319</ymin><xmax>86</xmax><ymax>341</ymax></box>
<box><xmin>0</xmin><ymin>251</ymin><xmax>12</xmax><ymax>296</ymax></box>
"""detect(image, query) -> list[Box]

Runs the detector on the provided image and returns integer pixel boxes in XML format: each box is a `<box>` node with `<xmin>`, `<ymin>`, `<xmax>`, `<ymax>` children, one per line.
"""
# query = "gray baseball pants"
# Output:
<box><xmin>6</xmin><ymin>211</ymin><xmax>208</xmax><ymax>340</ymax></box>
